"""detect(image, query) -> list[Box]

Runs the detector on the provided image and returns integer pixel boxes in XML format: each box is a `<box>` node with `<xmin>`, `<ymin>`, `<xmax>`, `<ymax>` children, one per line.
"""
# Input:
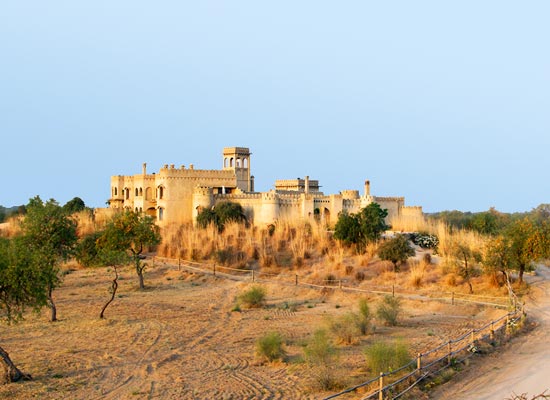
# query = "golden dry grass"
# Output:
<box><xmin>0</xmin><ymin>263</ymin><xmax>502</xmax><ymax>400</ymax></box>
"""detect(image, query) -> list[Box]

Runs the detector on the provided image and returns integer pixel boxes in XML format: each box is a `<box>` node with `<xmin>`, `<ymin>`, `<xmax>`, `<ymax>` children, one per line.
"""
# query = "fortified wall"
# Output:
<box><xmin>104</xmin><ymin>147</ymin><xmax>422</xmax><ymax>226</ymax></box>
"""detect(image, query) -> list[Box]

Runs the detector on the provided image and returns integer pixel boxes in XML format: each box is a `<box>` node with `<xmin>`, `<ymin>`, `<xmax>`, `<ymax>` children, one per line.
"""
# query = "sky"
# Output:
<box><xmin>1</xmin><ymin>1</ymin><xmax>549</xmax><ymax>213</ymax></box>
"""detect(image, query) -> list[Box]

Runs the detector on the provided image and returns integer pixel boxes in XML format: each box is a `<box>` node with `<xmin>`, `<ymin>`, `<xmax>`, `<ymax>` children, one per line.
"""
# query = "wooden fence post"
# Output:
<box><xmin>392</xmin><ymin>285</ymin><xmax>395</xmax><ymax>297</ymax></box>
<box><xmin>417</xmin><ymin>353</ymin><xmax>422</xmax><ymax>371</ymax></box>
<box><xmin>295</xmin><ymin>274</ymin><xmax>298</xmax><ymax>286</ymax></box>
<box><xmin>378</xmin><ymin>372</ymin><xmax>384</xmax><ymax>400</ymax></box>
<box><xmin>213</xmin><ymin>264</ymin><xmax>216</xmax><ymax>277</ymax></box>
<box><xmin>339</xmin><ymin>280</ymin><xmax>342</xmax><ymax>289</ymax></box>
<box><xmin>470</xmin><ymin>330</ymin><xmax>475</xmax><ymax>346</ymax></box>
<box><xmin>178</xmin><ymin>258</ymin><xmax>181</xmax><ymax>271</ymax></box>
<box><xmin>490</xmin><ymin>321</ymin><xmax>495</xmax><ymax>340</ymax></box>
<box><xmin>452</xmin><ymin>292</ymin><xmax>455</xmax><ymax>306</ymax></box>
<box><xmin>447</xmin><ymin>341</ymin><xmax>452</xmax><ymax>365</ymax></box>
<box><xmin>252</xmin><ymin>270</ymin><xmax>255</xmax><ymax>282</ymax></box>
<box><xmin>152</xmin><ymin>256</ymin><xmax>155</xmax><ymax>267</ymax></box>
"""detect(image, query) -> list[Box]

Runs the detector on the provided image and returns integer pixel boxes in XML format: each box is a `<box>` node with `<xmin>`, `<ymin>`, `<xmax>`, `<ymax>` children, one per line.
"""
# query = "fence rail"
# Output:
<box><xmin>149</xmin><ymin>256</ymin><xmax>522</xmax><ymax>400</ymax></box>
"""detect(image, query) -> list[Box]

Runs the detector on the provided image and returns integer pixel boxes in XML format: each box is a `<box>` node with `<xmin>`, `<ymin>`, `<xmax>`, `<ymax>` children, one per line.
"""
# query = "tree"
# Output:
<box><xmin>101</xmin><ymin>211</ymin><xmax>161</xmax><ymax>290</ymax></box>
<box><xmin>196</xmin><ymin>201</ymin><xmax>247</xmax><ymax>231</ymax></box>
<box><xmin>334</xmin><ymin>203</ymin><xmax>389</xmax><ymax>251</ymax></box>
<box><xmin>451</xmin><ymin>242</ymin><xmax>481</xmax><ymax>294</ymax></box>
<box><xmin>359</xmin><ymin>203</ymin><xmax>390</xmax><ymax>243</ymax></box>
<box><xmin>0</xmin><ymin>237</ymin><xmax>49</xmax><ymax>383</ymax></box>
<box><xmin>18</xmin><ymin>196</ymin><xmax>78</xmax><ymax>321</ymax></box>
<box><xmin>500</xmin><ymin>218</ymin><xmax>549</xmax><ymax>285</ymax></box>
<box><xmin>378</xmin><ymin>235</ymin><xmax>415</xmax><ymax>272</ymax></box>
<box><xmin>63</xmin><ymin>197</ymin><xmax>86</xmax><ymax>214</ymax></box>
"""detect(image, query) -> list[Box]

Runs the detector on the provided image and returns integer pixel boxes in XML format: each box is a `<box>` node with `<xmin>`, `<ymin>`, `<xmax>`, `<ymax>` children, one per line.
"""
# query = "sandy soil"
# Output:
<box><xmin>430</xmin><ymin>266</ymin><xmax>550</xmax><ymax>399</ymax></box>
<box><xmin>0</xmin><ymin>263</ymin><xmax>506</xmax><ymax>400</ymax></box>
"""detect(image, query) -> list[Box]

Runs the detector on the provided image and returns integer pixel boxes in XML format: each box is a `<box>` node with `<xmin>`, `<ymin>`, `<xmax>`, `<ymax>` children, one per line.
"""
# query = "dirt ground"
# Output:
<box><xmin>429</xmin><ymin>266</ymin><xmax>550</xmax><ymax>400</ymax></box>
<box><xmin>0</xmin><ymin>263</ymin><xmax>507</xmax><ymax>400</ymax></box>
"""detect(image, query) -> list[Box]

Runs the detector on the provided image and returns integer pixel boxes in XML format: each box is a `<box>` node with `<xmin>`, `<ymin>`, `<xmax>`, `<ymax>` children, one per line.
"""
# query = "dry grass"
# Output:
<box><xmin>0</xmin><ymin>264</ymin><xmax>498</xmax><ymax>399</ymax></box>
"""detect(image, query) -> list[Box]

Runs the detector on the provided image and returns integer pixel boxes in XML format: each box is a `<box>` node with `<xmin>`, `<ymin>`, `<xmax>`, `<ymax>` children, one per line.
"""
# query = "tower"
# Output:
<box><xmin>223</xmin><ymin>147</ymin><xmax>252</xmax><ymax>192</ymax></box>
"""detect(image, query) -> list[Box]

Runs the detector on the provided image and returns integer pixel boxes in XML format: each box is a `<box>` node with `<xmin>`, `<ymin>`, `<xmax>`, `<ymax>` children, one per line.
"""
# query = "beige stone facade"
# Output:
<box><xmin>106</xmin><ymin>147</ymin><xmax>422</xmax><ymax>226</ymax></box>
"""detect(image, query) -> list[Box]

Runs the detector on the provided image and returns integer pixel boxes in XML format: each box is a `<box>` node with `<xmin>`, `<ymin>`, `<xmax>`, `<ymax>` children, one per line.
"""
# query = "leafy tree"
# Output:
<box><xmin>451</xmin><ymin>242</ymin><xmax>481</xmax><ymax>294</ymax></box>
<box><xmin>378</xmin><ymin>235</ymin><xmax>415</xmax><ymax>272</ymax></box>
<box><xmin>0</xmin><ymin>209</ymin><xmax>5</xmax><ymax>224</ymax></box>
<box><xmin>196</xmin><ymin>201</ymin><xmax>247</xmax><ymax>231</ymax></box>
<box><xmin>469</xmin><ymin>211</ymin><xmax>499</xmax><ymax>235</ymax></box>
<box><xmin>501</xmin><ymin>218</ymin><xmax>550</xmax><ymax>285</ymax></box>
<box><xmin>19</xmin><ymin>196</ymin><xmax>78</xmax><ymax>321</ymax></box>
<box><xmin>334</xmin><ymin>203</ymin><xmax>389</xmax><ymax>251</ymax></box>
<box><xmin>63</xmin><ymin>197</ymin><xmax>86</xmax><ymax>214</ymax></box>
<box><xmin>100</xmin><ymin>211</ymin><xmax>161</xmax><ymax>289</ymax></box>
<box><xmin>359</xmin><ymin>203</ymin><xmax>390</xmax><ymax>243</ymax></box>
<box><xmin>0</xmin><ymin>237</ymin><xmax>49</xmax><ymax>383</ymax></box>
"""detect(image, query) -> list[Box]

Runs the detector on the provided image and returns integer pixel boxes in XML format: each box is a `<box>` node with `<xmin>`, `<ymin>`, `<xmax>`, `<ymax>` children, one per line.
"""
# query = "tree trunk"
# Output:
<box><xmin>100</xmin><ymin>266</ymin><xmax>119</xmax><ymax>319</ymax></box>
<box><xmin>137</xmin><ymin>267</ymin><xmax>145</xmax><ymax>290</ymax></box>
<box><xmin>518</xmin><ymin>265</ymin><xmax>525</xmax><ymax>285</ymax></box>
<box><xmin>48</xmin><ymin>287</ymin><xmax>57</xmax><ymax>322</ymax></box>
<box><xmin>0</xmin><ymin>345</ymin><xmax>31</xmax><ymax>384</ymax></box>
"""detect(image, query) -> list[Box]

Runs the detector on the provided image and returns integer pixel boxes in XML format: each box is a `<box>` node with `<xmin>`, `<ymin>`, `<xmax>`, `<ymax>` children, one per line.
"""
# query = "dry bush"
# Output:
<box><xmin>408</xmin><ymin>261</ymin><xmax>425</xmax><ymax>288</ymax></box>
<box><xmin>390</xmin><ymin>213</ymin><xmax>430</xmax><ymax>233</ymax></box>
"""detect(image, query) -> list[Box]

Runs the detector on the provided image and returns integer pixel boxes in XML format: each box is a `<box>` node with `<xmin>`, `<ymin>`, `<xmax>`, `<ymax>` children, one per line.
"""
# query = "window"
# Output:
<box><xmin>139</xmin><ymin>188</ymin><xmax>143</xmax><ymax>196</ymax></box>
<box><xmin>135</xmin><ymin>188</ymin><xmax>139</xmax><ymax>197</ymax></box>
<box><xmin>158</xmin><ymin>207</ymin><xmax>164</xmax><ymax>221</ymax></box>
<box><xmin>125</xmin><ymin>188</ymin><xmax>130</xmax><ymax>200</ymax></box>
<box><xmin>145</xmin><ymin>187</ymin><xmax>152</xmax><ymax>200</ymax></box>
<box><xmin>114</xmin><ymin>187</ymin><xmax>118</xmax><ymax>196</ymax></box>
<box><xmin>158</xmin><ymin>186</ymin><xmax>165</xmax><ymax>199</ymax></box>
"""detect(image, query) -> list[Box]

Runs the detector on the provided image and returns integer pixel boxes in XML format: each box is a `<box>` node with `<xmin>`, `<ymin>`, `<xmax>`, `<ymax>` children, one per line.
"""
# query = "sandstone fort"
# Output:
<box><xmin>105</xmin><ymin>147</ymin><xmax>422</xmax><ymax>226</ymax></box>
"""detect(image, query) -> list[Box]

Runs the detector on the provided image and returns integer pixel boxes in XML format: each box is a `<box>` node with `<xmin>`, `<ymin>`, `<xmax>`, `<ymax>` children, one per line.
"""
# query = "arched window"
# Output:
<box><xmin>158</xmin><ymin>185</ymin><xmax>165</xmax><ymax>199</ymax></box>
<box><xmin>243</xmin><ymin>158</ymin><xmax>248</xmax><ymax>168</ymax></box>
<box><xmin>113</xmin><ymin>187</ymin><xmax>118</xmax><ymax>196</ymax></box>
<box><xmin>236</xmin><ymin>158</ymin><xmax>241</xmax><ymax>168</ymax></box>
<box><xmin>139</xmin><ymin>188</ymin><xmax>143</xmax><ymax>196</ymax></box>
<box><xmin>158</xmin><ymin>207</ymin><xmax>164</xmax><ymax>221</ymax></box>
<box><xmin>230</xmin><ymin>158</ymin><xmax>234</xmax><ymax>167</ymax></box>
<box><xmin>224</xmin><ymin>158</ymin><xmax>228</xmax><ymax>168</ymax></box>
<box><xmin>135</xmin><ymin>188</ymin><xmax>139</xmax><ymax>197</ymax></box>
<box><xmin>124</xmin><ymin>188</ymin><xmax>129</xmax><ymax>200</ymax></box>
<box><xmin>145</xmin><ymin>187</ymin><xmax>152</xmax><ymax>200</ymax></box>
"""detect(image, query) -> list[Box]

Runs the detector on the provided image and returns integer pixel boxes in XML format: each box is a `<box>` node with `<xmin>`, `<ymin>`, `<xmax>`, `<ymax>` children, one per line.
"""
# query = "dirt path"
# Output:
<box><xmin>430</xmin><ymin>266</ymin><xmax>550</xmax><ymax>399</ymax></box>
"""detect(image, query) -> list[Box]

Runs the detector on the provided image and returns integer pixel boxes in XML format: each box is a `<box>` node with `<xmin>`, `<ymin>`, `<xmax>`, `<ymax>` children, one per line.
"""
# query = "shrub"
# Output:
<box><xmin>411</xmin><ymin>232</ymin><xmax>439</xmax><ymax>249</ymax></box>
<box><xmin>364</xmin><ymin>340</ymin><xmax>412</xmax><ymax>375</ymax></box>
<box><xmin>304</xmin><ymin>329</ymin><xmax>340</xmax><ymax>390</ymax></box>
<box><xmin>238</xmin><ymin>285</ymin><xmax>266</xmax><ymax>308</ymax></box>
<box><xmin>357</xmin><ymin>298</ymin><xmax>372</xmax><ymax>335</ymax></box>
<box><xmin>355</xmin><ymin>270</ymin><xmax>366</xmax><ymax>282</ymax></box>
<box><xmin>376</xmin><ymin>295</ymin><xmax>401</xmax><ymax>326</ymax></box>
<box><xmin>256</xmin><ymin>332</ymin><xmax>286</xmax><ymax>362</ymax></box>
<box><xmin>328</xmin><ymin>312</ymin><xmax>361</xmax><ymax>345</ymax></box>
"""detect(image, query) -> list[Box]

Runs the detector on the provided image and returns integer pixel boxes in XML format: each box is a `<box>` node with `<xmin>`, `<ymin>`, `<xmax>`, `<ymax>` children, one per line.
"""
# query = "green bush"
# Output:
<box><xmin>376</xmin><ymin>295</ymin><xmax>401</xmax><ymax>326</ymax></box>
<box><xmin>328</xmin><ymin>312</ymin><xmax>361</xmax><ymax>345</ymax></box>
<box><xmin>357</xmin><ymin>298</ymin><xmax>372</xmax><ymax>335</ymax></box>
<box><xmin>238</xmin><ymin>285</ymin><xmax>266</xmax><ymax>308</ymax></box>
<box><xmin>304</xmin><ymin>329</ymin><xmax>340</xmax><ymax>390</ymax></box>
<box><xmin>256</xmin><ymin>332</ymin><xmax>286</xmax><ymax>362</ymax></box>
<box><xmin>364</xmin><ymin>340</ymin><xmax>411</xmax><ymax>375</ymax></box>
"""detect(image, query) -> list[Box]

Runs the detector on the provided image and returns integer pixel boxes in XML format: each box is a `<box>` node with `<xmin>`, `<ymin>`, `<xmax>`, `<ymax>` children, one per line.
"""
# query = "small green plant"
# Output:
<box><xmin>238</xmin><ymin>285</ymin><xmax>266</xmax><ymax>308</ymax></box>
<box><xmin>256</xmin><ymin>331</ymin><xmax>286</xmax><ymax>362</ymax></box>
<box><xmin>357</xmin><ymin>298</ymin><xmax>372</xmax><ymax>335</ymax></box>
<box><xmin>328</xmin><ymin>312</ymin><xmax>361</xmax><ymax>345</ymax></box>
<box><xmin>364</xmin><ymin>340</ymin><xmax>411</xmax><ymax>375</ymax></box>
<box><xmin>376</xmin><ymin>295</ymin><xmax>401</xmax><ymax>326</ymax></box>
<box><xmin>231</xmin><ymin>303</ymin><xmax>241</xmax><ymax>312</ymax></box>
<box><xmin>304</xmin><ymin>329</ymin><xmax>340</xmax><ymax>390</ymax></box>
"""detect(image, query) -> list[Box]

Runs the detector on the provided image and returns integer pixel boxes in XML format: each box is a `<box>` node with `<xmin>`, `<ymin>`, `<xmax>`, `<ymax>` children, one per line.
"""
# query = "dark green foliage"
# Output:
<box><xmin>256</xmin><ymin>332</ymin><xmax>286</xmax><ymax>362</ymax></box>
<box><xmin>99</xmin><ymin>211</ymin><xmax>161</xmax><ymax>289</ymax></box>
<box><xmin>63</xmin><ymin>197</ymin><xmax>86</xmax><ymax>214</ymax></box>
<box><xmin>237</xmin><ymin>285</ymin><xmax>266</xmax><ymax>308</ymax></box>
<box><xmin>364</xmin><ymin>340</ymin><xmax>411</xmax><ymax>375</ymax></box>
<box><xmin>0</xmin><ymin>237</ymin><xmax>49</xmax><ymax>322</ymax></box>
<box><xmin>376</xmin><ymin>295</ymin><xmax>402</xmax><ymax>326</ymax></box>
<box><xmin>75</xmin><ymin>231</ymin><xmax>104</xmax><ymax>267</ymax></box>
<box><xmin>378</xmin><ymin>235</ymin><xmax>415</xmax><ymax>272</ymax></box>
<box><xmin>357</xmin><ymin>298</ymin><xmax>372</xmax><ymax>335</ymax></box>
<box><xmin>334</xmin><ymin>203</ymin><xmax>389</xmax><ymax>251</ymax></box>
<box><xmin>196</xmin><ymin>201</ymin><xmax>247</xmax><ymax>231</ymax></box>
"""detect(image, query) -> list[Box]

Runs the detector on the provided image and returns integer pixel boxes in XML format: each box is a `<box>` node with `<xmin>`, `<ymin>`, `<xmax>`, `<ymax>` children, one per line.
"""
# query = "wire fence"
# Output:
<box><xmin>150</xmin><ymin>256</ymin><xmax>523</xmax><ymax>400</ymax></box>
<box><xmin>151</xmin><ymin>256</ymin><xmax>512</xmax><ymax>309</ymax></box>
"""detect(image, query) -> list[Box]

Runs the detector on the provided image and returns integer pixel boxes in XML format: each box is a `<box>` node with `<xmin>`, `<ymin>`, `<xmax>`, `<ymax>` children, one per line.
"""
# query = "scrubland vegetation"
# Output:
<box><xmin>1</xmin><ymin>198</ymin><xmax>549</xmax><ymax>398</ymax></box>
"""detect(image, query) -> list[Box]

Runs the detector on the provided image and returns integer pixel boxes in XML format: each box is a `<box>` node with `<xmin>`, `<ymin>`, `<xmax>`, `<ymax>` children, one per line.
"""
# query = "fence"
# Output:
<box><xmin>150</xmin><ymin>256</ymin><xmax>523</xmax><ymax>400</ymax></box>
<box><xmin>323</xmin><ymin>308</ymin><xmax>523</xmax><ymax>399</ymax></box>
<box><xmin>151</xmin><ymin>256</ymin><xmax>512</xmax><ymax>309</ymax></box>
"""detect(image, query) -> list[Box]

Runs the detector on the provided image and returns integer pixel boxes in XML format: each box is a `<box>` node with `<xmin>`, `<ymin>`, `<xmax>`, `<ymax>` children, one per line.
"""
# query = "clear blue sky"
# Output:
<box><xmin>1</xmin><ymin>1</ymin><xmax>549</xmax><ymax>213</ymax></box>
